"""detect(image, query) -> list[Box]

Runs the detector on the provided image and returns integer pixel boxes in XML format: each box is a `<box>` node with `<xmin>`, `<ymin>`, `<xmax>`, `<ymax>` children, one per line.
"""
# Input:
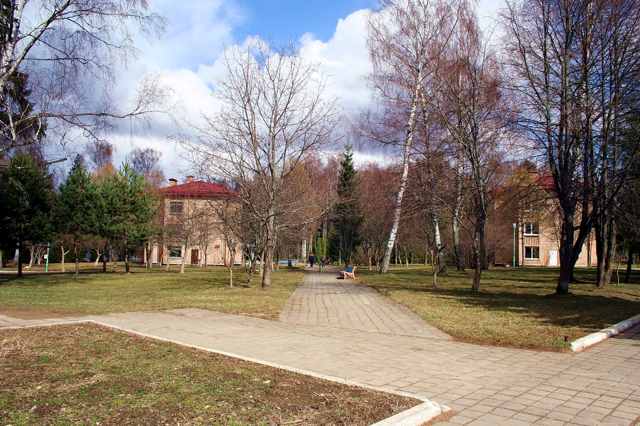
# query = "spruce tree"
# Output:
<box><xmin>332</xmin><ymin>146</ymin><xmax>363</xmax><ymax>267</ymax></box>
<box><xmin>54</xmin><ymin>156</ymin><xmax>99</xmax><ymax>276</ymax></box>
<box><xmin>100</xmin><ymin>162</ymin><xmax>158</xmax><ymax>273</ymax></box>
<box><xmin>0</xmin><ymin>151</ymin><xmax>54</xmax><ymax>277</ymax></box>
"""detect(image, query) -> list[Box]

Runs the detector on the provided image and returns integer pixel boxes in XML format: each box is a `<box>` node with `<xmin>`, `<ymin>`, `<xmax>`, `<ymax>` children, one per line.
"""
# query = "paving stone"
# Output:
<box><xmin>2</xmin><ymin>268</ymin><xmax>640</xmax><ymax>426</ymax></box>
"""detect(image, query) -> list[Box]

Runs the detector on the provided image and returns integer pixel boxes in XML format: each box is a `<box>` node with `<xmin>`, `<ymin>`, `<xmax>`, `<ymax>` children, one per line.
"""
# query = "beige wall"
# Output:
<box><xmin>149</xmin><ymin>196</ymin><xmax>243</xmax><ymax>266</ymax></box>
<box><xmin>492</xmin><ymin>198</ymin><xmax>596</xmax><ymax>268</ymax></box>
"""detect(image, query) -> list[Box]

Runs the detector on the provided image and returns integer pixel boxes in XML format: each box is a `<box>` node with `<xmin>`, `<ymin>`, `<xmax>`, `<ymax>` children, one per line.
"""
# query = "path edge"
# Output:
<box><xmin>83</xmin><ymin>319</ymin><xmax>449</xmax><ymax>426</ymax></box>
<box><xmin>571</xmin><ymin>314</ymin><xmax>640</xmax><ymax>352</ymax></box>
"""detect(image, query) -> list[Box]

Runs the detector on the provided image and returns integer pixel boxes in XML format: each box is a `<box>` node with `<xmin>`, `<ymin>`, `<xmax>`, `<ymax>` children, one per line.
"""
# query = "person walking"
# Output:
<box><xmin>309</xmin><ymin>253</ymin><xmax>315</xmax><ymax>268</ymax></box>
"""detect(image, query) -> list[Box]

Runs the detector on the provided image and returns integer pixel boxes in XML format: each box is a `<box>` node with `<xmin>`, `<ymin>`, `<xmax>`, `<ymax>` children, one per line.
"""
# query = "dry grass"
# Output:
<box><xmin>0</xmin><ymin>267</ymin><xmax>302</xmax><ymax>320</ymax></box>
<box><xmin>0</xmin><ymin>323</ymin><xmax>419</xmax><ymax>425</ymax></box>
<box><xmin>357</xmin><ymin>265</ymin><xmax>640</xmax><ymax>351</ymax></box>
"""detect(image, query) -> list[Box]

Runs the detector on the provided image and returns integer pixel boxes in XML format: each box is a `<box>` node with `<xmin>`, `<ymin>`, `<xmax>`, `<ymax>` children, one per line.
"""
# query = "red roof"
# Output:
<box><xmin>535</xmin><ymin>175</ymin><xmax>555</xmax><ymax>192</ymax></box>
<box><xmin>157</xmin><ymin>180</ymin><xmax>234</xmax><ymax>198</ymax></box>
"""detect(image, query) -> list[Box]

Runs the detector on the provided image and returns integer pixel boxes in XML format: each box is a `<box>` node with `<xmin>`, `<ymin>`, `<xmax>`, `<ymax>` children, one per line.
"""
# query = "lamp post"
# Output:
<box><xmin>45</xmin><ymin>242</ymin><xmax>50</xmax><ymax>272</ymax></box>
<box><xmin>512</xmin><ymin>223</ymin><xmax>516</xmax><ymax>267</ymax></box>
<box><xmin>318</xmin><ymin>228</ymin><xmax>322</xmax><ymax>272</ymax></box>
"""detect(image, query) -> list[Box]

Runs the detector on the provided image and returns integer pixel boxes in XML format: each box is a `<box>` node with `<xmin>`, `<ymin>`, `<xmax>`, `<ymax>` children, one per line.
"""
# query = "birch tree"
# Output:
<box><xmin>0</xmin><ymin>0</ymin><xmax>170</xmax><ymax>156</ymax></box>
<box><xmin>362</xmin><ymin>0</ymin><xmax>464</xmax><ymax>274</ymax></box>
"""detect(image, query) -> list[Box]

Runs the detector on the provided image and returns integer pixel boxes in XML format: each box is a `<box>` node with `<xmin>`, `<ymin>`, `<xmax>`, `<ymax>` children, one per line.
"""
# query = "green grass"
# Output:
<box><xmin>0</xmin><ymin>323</ymin><xmax>418</xmax><ymax>425</ymax></box>
<box><xmin>0</xmin><ymin>266</ymin><xmax>303</xmax><ymax>320</ymax></box>
<box><xmin>356</xmin><ymin>265</ymin><xmax>640</xmax><ymax>351</ymax></box>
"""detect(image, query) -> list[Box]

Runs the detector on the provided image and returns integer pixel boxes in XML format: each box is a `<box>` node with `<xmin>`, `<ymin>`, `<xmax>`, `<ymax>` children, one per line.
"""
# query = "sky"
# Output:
<box><xmin>103</xmin><ymin>0</ymin><xmax>504</xmax><ymax>181</ymax></box>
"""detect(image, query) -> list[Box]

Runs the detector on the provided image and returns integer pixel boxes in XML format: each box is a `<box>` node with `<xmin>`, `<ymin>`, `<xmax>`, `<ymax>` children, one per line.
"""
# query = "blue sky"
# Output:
<box><xmin>106</xmin><ymin>0</ymin><xmax>504</xmax><ymax>179</ymax></box>
<box><xmin>233</xmin><ymin>0</ymin><xmax>375</xmax><ymax>43</ymax></box>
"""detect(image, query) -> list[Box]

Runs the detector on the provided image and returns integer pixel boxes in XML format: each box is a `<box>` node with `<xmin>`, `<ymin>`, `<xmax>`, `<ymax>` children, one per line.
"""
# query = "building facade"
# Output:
<box><xmin>147</xmin><ymin>177</ymin><xmax>243</xmax><ymax>267</ymax></box>
<box><xmin>492</xmin><ymin>173</ymin><xmax>596</xmax><ymax>268</ymax></box>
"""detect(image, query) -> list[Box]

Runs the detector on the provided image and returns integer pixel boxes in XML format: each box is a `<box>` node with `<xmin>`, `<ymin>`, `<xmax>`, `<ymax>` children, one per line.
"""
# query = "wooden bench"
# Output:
<box><xmin>340</xmin><ymin>265</ymin><xmax>356</xmax><ymax>280</ymax></box>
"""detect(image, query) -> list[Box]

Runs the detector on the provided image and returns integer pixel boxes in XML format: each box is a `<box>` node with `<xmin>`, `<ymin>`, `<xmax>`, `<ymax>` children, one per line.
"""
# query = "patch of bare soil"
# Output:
<box><xmin>0</xmin><ymin>323</ymin><xmax>421</xmax><ymax>425</ymax></box>
<box><xmin>0</xmin><ymin>308</ymin><xmax>78</xmax><ymax>320</ymax></box>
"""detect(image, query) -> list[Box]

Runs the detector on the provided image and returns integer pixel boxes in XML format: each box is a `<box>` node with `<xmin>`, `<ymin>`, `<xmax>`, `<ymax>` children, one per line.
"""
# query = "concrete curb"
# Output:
<box><xmin>84</xmin><ymin>319</ymin><xmax>449</xmax><ymax>426</ymax></box>
<box><xmin>370</xmin><ymin>400</ymin><xmax>449</xmax><ymax>426</ymax></box>
<box><xmin>571</xmin><ymin>314</ymin><xmax>640</xmax><ymax>352</ymax></box>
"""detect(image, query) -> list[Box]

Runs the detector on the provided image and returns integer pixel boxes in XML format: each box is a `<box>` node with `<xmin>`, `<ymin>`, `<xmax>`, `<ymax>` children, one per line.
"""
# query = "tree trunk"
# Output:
<box><xmin>624</xmin><ymin>247</ymin><xmax>633</xmax><ymax>284</ymax></box>
<box><xmin>595</xmin><ymin>219</ymin><xmax>607</xmax><ymax>287</ymax></box>
<box><xmin>430</xmin><ymin>251</ymin><xmax>438</xmax><ymax>287</ymax></box>
<box><xmin>470</xmin><ymin>217</ymin><xmax>486</xmax><ymax>295</ymax></box>
<box><xmin>61</xmin><ymin>245</ymin><xmax>66</xmax><ymax>273</ymax></box>
<box><xmin>394</xmin><ymin>244</ymin><xmax>398</xmax><ymax>266</ymax></box>
<box><xmin>262</xmin><ymin>214</ymin><xmax>275</xmax><ymax>288</ymax></box>
<box><xmin>102</xmin><ymin>245</ymin><xmax>107</xmax><ymax>273</ymax></box>
<box><xmin>431</xmin><ymin>196</ymin><xmax>447</xmax><ymax>275</ymax></box>
<box><xmin>94</xmin><ymin>249</ymin><xmax>102</xmax><ymax>267</ymax></box>
<box><xmin>247</xmin><ymin>253</ymin><xmax>254</xmax><ymax>285</ymax></box>
<box><xmin>74</xmin><ymin>241</ymin><xmax>79</xmax><ymax>277</ymax></box>
<box><xmin>380</xmin><ymin>82</ymin><xmax>420</xmax><ymax>274</ymax></box>
<box><xmin>602</xmin><ymin>219</ymin><xmax>616</xmax><ymax>287</ymax></box>
<box><xmin>228</xmin><ymin>251</ymin><xmax>234</xmax><ymax>287</ymax></box>
<box><xmin>27</xmin><ymin>245</ymin><xmax>35</xmax><ymax>268</ymax></box>
<box><xmin>180</xmin><ymin>247</ymin><xmax>185</xmax><ymax>274</ymax></box>
<box><xmin>145</xmin><ymin>244</ymin><xmax>152</xmax><ymax>269</ymax></box>
<box><xmin>124</xmin><ymin>239</ymin><xmax>130</xmax><ymax>274</ymax></box>
<box><xmin>301</xmin><ymin>238</ymin><xmax>307</xmax><ymax>262</ymax></box>
<box><xmin>557</xmin><ymin>215</ymin><xmax>577</xmax><ymax>294</ymax></box>
<box><xmin>259</xmin><ymin>249</ymin><xmax>265</xmax><ymax>277</ymax></box>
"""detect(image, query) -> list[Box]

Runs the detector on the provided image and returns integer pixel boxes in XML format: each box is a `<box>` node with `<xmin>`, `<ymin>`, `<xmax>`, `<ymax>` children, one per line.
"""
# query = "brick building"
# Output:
<box><xmin>147</xmin><ymin>176</ymin><xmax>243</xmax><ymax>267</ymax></box>
<box><xmin>492</xmin><ymin>172</ymin><xmax>596</xmax><ymax>267</ymax></box>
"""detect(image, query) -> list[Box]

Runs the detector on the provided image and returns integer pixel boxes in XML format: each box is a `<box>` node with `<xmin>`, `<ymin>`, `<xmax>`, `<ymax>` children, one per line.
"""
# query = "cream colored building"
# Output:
<box><xmin>493</xmin><ymin>173</ymin><xmax>596</xmax><ymax>267</ymax></box>
<box><xmin>146</xmin><ymin>177</ymin><xmax>243</xmax><ymax>267</ymax></box>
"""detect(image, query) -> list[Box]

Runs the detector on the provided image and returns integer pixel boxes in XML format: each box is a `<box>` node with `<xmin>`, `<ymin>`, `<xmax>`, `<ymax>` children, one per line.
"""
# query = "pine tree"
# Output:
<box><xmin>332</xmin><ymin>146</ymin><xmax>363</xmax><ymax>267</ymax></box>
<box><xmin>100</xmin><ymin>162</ymin><xmax>158</xmax><ymax>273</ymax></box>
<box><xmin>0</xmin><ymin>151</ymin><xmax>54</xmax><ymax>277</ymax></box>
<box><xmin>54</xmin><ymin>155</ymin><xmax>99</xmax><ymax>276</ymax></box>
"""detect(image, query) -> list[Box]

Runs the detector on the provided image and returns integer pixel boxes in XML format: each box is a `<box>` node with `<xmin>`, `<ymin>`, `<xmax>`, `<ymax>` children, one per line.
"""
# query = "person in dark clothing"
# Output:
<box><xmin>309</xmin><ymin>253</ymin><xmax>315</xmax><ymax>267</ymax></box>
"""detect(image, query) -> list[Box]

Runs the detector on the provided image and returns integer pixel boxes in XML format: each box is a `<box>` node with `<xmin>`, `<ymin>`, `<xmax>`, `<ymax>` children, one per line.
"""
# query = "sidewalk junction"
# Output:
<box><xmin>1</xmin><ymin>267</ymin><xmax>639</xmax><ymax>425</ymax></box>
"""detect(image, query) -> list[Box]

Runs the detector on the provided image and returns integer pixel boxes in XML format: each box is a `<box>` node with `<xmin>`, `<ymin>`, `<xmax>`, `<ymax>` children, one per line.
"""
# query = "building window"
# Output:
<box><xmin>525</xmin><ymin>246</ymin><xmax>540</xmax><ymax>260</ymax></box>
<box><xmin>170</xmin><ymin>202</ymin><xmax>184</xmax><ymax>214</ymax></box>
<box><xmin>524</xmin><ymin>223</ymin><xmax>539</xmax><ymax>236</ymax></box>
<box><xmin>169</xmin><ymin>247</ymin><xmax>182</xmax><ymax>258</ymax></box>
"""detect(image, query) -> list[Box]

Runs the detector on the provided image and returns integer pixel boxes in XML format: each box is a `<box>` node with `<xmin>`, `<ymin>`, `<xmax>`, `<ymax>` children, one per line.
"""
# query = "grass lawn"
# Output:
<box><xmin>356</xmin><ymin>265</ymin><xmax>640</xmax><ymax>351</ymax></box>
<box><xmin>0</xmin><ymin>265</ymin><xmax>302</xmax><ymax>320</ymax></box>
<box><xmin>0</xmin><ymin>323</ymin><xmax>419</xmax><ymax>426</ymax></box>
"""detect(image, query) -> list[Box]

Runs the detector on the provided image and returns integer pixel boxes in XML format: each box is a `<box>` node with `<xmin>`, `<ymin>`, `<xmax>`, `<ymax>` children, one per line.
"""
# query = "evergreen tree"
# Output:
<box><xmin>331</xmin><ymin>146</ymin><xmax>363</xmax><ymax>267</ymax></box>
<box><xmin>0</xmin><ymin>151</ymin><xmax>54</xmax><ymax>277</ymax></box>
<box><xmin>100</xmin><ymin>162</ymin><xmax>158</xmax><ymax>273</ymax></box>
<box><xmin>54</xmin><ymin>155</ymin><xmax>99</xmax><ymax>276</ymax></box>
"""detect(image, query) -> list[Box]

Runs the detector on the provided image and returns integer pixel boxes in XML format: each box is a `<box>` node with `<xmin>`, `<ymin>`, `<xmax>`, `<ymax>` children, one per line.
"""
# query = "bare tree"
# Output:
<box><xmin>500</xmin><ymin>0</ymin><xmax>640</xmax><ymax>293</ymax></box>
<box><xmin>361</xmin><ymin>0</ymin><xmax>465</xmax><ymax>274</ymax></box>
<box><xmin>0</xmin><ymin>0</ymin><xmax>172</xmax><ymax>157</ymax></box>
<box><xmin>429</xmin><ymin>8</ymin><xmax>509</xmax><ymax>295</ymax></box>
<box><xmin>86</xmin><ymin>141</ymin><xmax>115</xmax><ymax>170</ymax></box>
<box><xmin>180</xmin><ymin>40</ymin><xmax>340</xmax><ymax>288</ymax></box>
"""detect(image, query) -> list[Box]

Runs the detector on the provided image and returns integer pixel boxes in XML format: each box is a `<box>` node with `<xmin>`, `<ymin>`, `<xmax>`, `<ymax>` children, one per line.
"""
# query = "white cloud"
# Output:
<box><xmin>299</xmin><ymin>9</ymin><xmax>372</xmax><ymax>113</ymax></box>
<box><xmin>103</xmin><ymin>1</ymin><xmax>505</xmax><ymax>180</ymax></box>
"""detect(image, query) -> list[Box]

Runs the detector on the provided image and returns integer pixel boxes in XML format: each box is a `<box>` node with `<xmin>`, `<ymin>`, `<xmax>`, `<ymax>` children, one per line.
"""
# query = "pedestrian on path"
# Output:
<box><xmin>309</xmin><ymin>253</ymin><xmax>315</xmax><ymax>267</ymax></box>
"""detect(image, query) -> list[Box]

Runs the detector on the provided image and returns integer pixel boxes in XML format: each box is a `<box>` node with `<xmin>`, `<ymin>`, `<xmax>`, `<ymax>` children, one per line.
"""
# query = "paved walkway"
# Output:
<box><xmin>280</xmin><ymin>267</ymin><xmax>451</xmax><ymax>339</ymax></box>
<box><xmin>1</xmin><ymin>268</ymin><xmax>639</xmax><ymax>426</ymax></box>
